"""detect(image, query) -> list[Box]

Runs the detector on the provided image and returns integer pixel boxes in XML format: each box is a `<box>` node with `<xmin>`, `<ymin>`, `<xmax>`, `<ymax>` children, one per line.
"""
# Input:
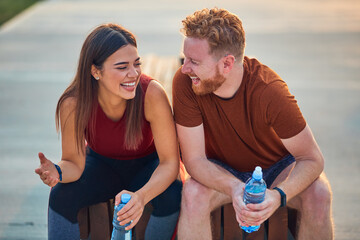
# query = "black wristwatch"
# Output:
<box><xmin>273</xmin><ymin>187</ymin><xmax>286</xmax><ymax>207</ymax></box>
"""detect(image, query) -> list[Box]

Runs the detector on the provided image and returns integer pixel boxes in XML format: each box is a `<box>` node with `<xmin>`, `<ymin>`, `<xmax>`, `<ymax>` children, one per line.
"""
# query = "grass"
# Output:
<box><xmin>0</xmin><ymin>0</ymin><xmax>42</xmax><ymax>26</ymax></box>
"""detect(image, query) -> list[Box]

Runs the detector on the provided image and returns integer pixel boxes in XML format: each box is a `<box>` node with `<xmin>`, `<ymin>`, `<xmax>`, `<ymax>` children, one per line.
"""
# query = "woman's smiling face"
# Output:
<box><xmin>96</xmin><ymin>44</ymin><xmax>142</xmax><ymax>100</ymax></box>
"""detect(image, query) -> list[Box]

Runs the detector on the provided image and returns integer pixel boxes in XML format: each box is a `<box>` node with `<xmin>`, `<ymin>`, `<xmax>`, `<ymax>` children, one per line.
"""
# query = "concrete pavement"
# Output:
<box><xmin>0</xmin><ymin>0</ymin><xmax>359</xmax><ymax>239</ymax></box>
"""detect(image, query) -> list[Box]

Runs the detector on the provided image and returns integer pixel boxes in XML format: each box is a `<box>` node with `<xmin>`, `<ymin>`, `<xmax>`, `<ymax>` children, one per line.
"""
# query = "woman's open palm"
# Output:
<box><xmin>35</xmin><ymin>152</ymin><xmax>59</xmax><ymax>187</ymax></box>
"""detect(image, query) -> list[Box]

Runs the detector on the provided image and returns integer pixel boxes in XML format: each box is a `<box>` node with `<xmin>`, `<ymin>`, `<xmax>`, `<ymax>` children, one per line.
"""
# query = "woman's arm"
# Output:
<box><xmin>140</xmin><ymin>80</ymin><xmax>180</xmax><ymax>202</ymax></box>
<box><xmin>115</xmin><ymin>80</ymin><xmax>180</xmax><ymax>229</ymax></box>
<box><xmin>35</xmin><ymin>97</ymin><xmax>86</xmax><ymax>186</ymax></box>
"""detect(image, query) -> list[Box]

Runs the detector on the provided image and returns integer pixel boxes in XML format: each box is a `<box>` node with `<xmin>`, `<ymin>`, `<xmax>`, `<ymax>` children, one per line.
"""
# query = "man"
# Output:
<box><xmin>172</xmin><ymin>8</ymin><xmax>333</xmax><ymax>240</ymax></box>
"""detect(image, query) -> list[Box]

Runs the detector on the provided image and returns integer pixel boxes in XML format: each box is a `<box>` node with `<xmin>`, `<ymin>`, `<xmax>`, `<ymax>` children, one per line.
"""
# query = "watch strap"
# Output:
<box><xmin>273</xmin><ymin>187</ymin><xmax>286</xmax><ymax>207</ymax></box>
<box><xmin>54</xmin><ymin>163</ymin><xmax>62</xmax><ymax>181</ymax></box>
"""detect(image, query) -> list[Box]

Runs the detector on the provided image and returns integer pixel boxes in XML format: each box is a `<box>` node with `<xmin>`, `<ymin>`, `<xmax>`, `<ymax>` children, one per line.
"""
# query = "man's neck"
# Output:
<box><xmin>213</xmin><ymin>63</ymin><xmax>244</xmax><ymax>99</ymax></box>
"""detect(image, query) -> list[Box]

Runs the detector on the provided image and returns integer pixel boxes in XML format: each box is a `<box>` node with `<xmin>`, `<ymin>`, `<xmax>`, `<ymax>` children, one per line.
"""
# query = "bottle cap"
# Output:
<box><xmin>252</xmin><ymin>166</ymin><xmax>263</xmax><ymax>180</ymax></box>
<box><xmin>121</xmin><ymin>193</ymin><xmax>131</xmax><ymax>204</ymax></box>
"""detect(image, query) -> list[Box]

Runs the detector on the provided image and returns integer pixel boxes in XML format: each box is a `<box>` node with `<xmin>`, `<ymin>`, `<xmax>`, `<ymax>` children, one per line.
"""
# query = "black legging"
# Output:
<box><xmin>49</xmin><ymin>148</ymin><xmax>182</xmax><ymax>223</ymax></box>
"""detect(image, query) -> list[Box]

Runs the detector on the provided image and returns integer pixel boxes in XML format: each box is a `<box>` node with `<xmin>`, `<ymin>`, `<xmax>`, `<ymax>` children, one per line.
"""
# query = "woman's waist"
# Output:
<box><xmin>87</xmin><ymin>146</ymin><xmax>158</xmax><ymax>162</ymax></box>
<box><xmin>87</xmin><ymin>142</ymin><xmax>157</xmax><ymax>160</ymax></box>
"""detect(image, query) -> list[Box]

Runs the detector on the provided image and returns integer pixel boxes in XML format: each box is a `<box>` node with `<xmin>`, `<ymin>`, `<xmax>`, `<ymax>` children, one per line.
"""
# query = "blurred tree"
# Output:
<box><xmin>0</xmin><ymin>0</ymin><xmax>42</xmax><ymax>26</ymax></box>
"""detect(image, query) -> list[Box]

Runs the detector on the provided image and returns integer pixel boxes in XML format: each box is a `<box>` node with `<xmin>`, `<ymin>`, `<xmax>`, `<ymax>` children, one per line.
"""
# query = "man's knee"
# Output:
<box><xmin>294</xmin><ymin>173</ymin><xmax>332</xmax><ymax>217</ymax></box>
<box><xmin>181</xmin><ymin>178</ymin><xmax>213</xmax><ymax>215</ymax></box>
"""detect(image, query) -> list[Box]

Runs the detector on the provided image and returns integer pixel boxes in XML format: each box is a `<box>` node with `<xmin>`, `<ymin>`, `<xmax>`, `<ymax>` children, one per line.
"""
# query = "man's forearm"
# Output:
<box><xmin>278</xmin><ymin>124</ymin><xmax>325</xmax><ymax>202</ymax></box>
<box><xmin>277</xmin><ymin>158</ymin><xmax>323</xmax><ymax>202</ymax></box>
<box><xmin>184</xmin><ymin>157</ymin><xmax>243</xmax><ymax>197</ymax></box>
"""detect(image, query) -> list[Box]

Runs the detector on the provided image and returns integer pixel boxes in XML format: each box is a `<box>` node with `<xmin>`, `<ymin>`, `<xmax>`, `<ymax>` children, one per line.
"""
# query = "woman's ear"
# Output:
<box><xmin>91</xmin><ymin>65</ymin><xmax>100</xmax><ymax>80</ymax></box>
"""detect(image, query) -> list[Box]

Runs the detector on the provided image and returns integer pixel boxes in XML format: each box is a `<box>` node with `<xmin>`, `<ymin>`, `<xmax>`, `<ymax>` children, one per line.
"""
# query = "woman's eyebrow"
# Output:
<box><xmin>114</xmin><ymin>57</ymin><xmax>140</xmax><ymax>66</ymax></box>
<box><xmin>114</xmin><ymin>61</ymin><xmax>128</xmax><ymax>66</ymax></box>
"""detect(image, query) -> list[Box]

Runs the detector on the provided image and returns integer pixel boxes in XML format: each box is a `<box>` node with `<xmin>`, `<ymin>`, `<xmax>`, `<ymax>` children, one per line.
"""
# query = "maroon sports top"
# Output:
<box><xmin>86</xmin><ymin>74</ymin><xmax>156</xmax><ymax>160</ymax></box>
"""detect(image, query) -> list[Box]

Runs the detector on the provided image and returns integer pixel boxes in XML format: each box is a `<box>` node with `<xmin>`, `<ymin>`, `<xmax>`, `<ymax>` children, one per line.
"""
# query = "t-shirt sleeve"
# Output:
<box><xmin>172</xmin><ymin>68</ymin><xmax>203</xmax><ymax>127</ymax></box>
<box><xmin>260</xmin><ymin>80</ymin><xmax>306</xmax><ymax>139</ymax></box>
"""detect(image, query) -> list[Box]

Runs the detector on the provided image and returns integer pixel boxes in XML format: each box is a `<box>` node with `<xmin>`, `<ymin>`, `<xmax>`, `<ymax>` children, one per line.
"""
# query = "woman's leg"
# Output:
<box><xmin>48</xmin><ymin>153</ymin><xmax>122</xmax><ymax>240</ymax></box>
<box><xmin>128</xmin><ymin>158</ymin><xmax>182</xmax><ymax>240</ymax></box>
<box><xmin>48</xmin><ymin>207</ymin><xmax>80</xmax><ymax>240</ymax></box>
<box><xmin>145</xmin><ymin>179</ymin><xmax>182</xmax><ymax>240</ymax></box>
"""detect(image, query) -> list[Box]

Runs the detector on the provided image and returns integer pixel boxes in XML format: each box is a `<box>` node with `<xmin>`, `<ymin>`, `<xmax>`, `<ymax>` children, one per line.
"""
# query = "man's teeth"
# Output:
<box><xmin>190</xmin><ymin>77</ymin><xmax>200</xmax><ymax>81</ymax></box>
<box><xmin>121</xmin><ymin>82</ymin><xmax>135</xmax><ymax>86</ymax></box>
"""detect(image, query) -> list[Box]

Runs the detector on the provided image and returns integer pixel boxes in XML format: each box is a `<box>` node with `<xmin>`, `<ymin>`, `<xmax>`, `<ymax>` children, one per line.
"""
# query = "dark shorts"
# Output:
<box><xmin>210</xmin><ymin>155</ymin><xmax>295</xmax><ymax>188</ymax></box>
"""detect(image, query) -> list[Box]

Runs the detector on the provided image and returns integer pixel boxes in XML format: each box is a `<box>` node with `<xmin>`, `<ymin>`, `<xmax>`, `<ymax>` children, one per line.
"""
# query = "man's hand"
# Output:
<box><xmin>35</xmin><ymin>152</ymin><xmax>59</xmax><ymax>187</ymax></box>
<box><xmin>231</xmin><ymin>183</ymin><xmax>250</xmax><ymax>226</ymax></box>
<box><xmin>237</xmin><ymin>188</ymin><xmax>281</xmax><ymax>227</ymax></box>
<box><xmin>114</xmin><ymin>190</ymin><xmax>145</xmax><ymax>231</ymax></box>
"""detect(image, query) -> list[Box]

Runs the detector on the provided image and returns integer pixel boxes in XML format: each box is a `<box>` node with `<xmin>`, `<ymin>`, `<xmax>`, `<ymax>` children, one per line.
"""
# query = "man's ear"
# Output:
<box><xmin>222</xmin><ymin>55</ymin><xmax>235</xmax><ymax>74</ymax></box>
<box><xmin>91</xmin><ymin>65</ymin><xmax>101</xmax><ymax>80</ymax></box>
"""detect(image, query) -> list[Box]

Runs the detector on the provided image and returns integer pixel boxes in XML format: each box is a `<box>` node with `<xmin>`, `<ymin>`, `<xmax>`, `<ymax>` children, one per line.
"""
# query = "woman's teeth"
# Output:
<box><xmin>121</xmin><ymin>82</ymin><xmax>136</xmax><ymax>87</ymax></box>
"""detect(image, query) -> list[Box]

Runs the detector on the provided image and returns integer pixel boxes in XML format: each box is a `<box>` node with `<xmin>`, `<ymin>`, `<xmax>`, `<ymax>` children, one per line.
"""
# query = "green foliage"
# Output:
<box><xmin>0</xmin><ymin>0</ymin><xmax>41</xmax><ymax>26</ymax></box>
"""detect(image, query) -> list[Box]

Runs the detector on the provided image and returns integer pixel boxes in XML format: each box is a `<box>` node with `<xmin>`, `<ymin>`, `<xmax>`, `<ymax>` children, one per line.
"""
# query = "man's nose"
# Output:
<box><xmin>181</xmin><ymin>58</ymin><xmax>191</xmax><ymax>74</ymax></box>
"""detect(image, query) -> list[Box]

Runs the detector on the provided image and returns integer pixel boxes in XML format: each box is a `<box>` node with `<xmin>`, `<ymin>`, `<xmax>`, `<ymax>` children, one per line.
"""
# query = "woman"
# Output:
<box><xmin>35</xmin><ymin>23</ymin><xmax>182</xmax><ymax>240</ymax></box>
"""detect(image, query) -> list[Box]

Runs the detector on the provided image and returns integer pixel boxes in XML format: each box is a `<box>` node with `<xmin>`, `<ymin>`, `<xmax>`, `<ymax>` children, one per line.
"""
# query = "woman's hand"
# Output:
<box><xmin>35</xmin><ymin>152</ymin><xmax>59</xmax><ymax>187</ymax></box>
<box><xmin>114</xmin><ymin>190</ymin><xmax>146</xmax><ymax>230</ymax></box>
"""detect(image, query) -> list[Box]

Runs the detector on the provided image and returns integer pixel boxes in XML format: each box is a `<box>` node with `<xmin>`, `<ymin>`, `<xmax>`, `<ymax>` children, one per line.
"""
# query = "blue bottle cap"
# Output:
<box><xmin>121</xmin><ymin>193</ymin><xmax>131</xmax><ymax>204</ymax></box>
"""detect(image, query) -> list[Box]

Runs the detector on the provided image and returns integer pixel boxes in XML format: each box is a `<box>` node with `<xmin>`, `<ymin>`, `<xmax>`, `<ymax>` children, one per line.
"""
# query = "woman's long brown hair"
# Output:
<box><xmin>55</xmin><ymin>23</ymin><xmax>143</xmax><ymax>153</ymax></box>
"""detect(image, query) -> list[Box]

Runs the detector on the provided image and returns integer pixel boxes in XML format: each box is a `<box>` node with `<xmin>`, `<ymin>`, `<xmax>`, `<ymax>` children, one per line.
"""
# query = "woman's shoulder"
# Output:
<box><xmin>139</xmin><ymin>73</ymin><xmax>167</xmax><ymax>100</ymax></box>
<box><xmin>59</xmin><ymin>96</ymin><xmax>77</xmax><ymax>116</ymax></box>
<box><xmin>145</xmin><ymin>78</ymin><xmax>167</xmax><ymax>102</ymax></box>
<box><xmin>143</xmin><ymin>77</ymin><xmax>170</xmax><ymax>121</ymax></box>
<box><xmin>61</xmin><ymin>96</ymin><xmax>76</xmax><ymax>108</ymax></box>
<box><xmin>139</xmin><ymin>74</ymin><xmax>153</xmax><ymax>91</ymax></box>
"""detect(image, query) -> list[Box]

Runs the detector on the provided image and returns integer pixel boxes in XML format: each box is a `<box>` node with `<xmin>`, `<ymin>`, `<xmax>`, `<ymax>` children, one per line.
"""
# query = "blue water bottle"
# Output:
<box><xmin>111</xmin><ymin>193</ymin><xmax>132</xmax><ymax>240</ymax></box>
<box><xmin>241</xmin><ymin>166</ymin><xmax>267</xmax><ymax>233</ymax></box>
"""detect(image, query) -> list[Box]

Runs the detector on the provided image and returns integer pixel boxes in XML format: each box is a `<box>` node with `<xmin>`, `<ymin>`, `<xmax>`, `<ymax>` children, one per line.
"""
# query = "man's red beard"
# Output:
<box><xmin>192</xmin><ymin>68</ymin><xmax>226</xmax><ymax>95</ymax></box>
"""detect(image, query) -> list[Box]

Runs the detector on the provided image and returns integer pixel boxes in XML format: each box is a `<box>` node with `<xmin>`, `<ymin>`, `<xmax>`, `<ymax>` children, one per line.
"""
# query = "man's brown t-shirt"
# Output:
<box><xmin>172</xmin><ymin>57</ymin><xmax>306</xmax><ymax>172</ymax></box>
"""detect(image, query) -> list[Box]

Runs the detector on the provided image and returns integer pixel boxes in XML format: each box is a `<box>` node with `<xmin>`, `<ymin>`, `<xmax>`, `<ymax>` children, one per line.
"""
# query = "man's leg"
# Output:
<box><xmin>271</xmin><ymin>165</ymin><xmax>334</xmax><ymax>240</ymax></box>
<box><xmin>177</xmin><ymin>177</ymin><xmax>231</xmax><ymax>240</ymax></box>
<box><xmin>288</xmin><ymin>173</ymin><xmax>333</xmax><ymax>240</ymax></box>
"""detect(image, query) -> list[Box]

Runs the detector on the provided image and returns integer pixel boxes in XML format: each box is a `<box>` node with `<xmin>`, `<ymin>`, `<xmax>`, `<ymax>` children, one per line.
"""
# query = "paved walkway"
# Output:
<box><xmin>0</xmin><ymin>0</ymin><xmax>359</xmax><ymax>239</ymax></box>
